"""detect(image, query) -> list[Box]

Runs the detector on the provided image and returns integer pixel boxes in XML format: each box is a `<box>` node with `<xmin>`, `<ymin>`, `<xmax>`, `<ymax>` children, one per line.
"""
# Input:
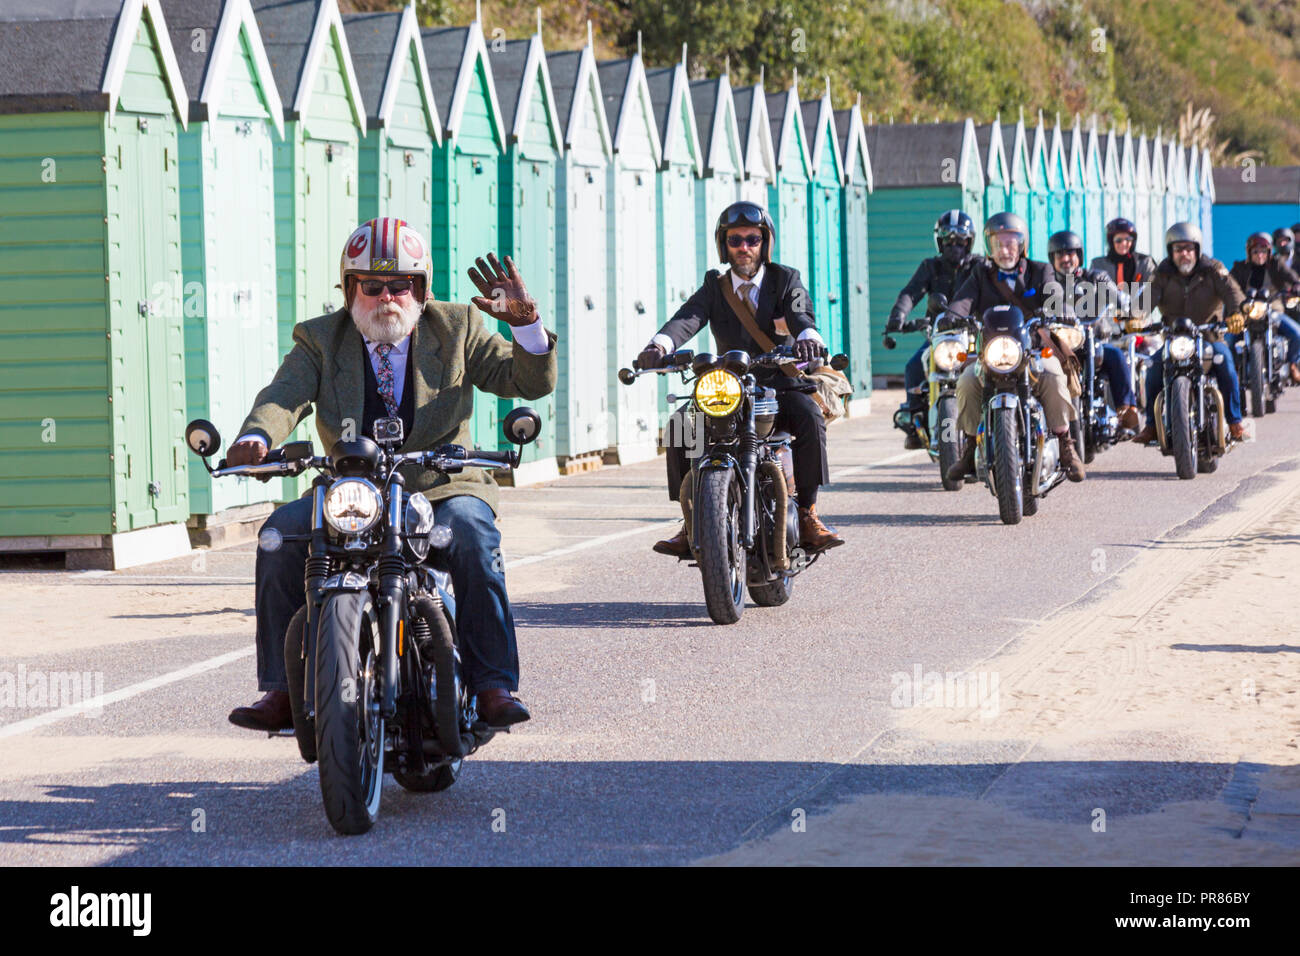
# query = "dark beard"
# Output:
<box><xmin>730</xmin><ymin>259</ymin><xmax>758</xmax><ymax>279</ymax></box>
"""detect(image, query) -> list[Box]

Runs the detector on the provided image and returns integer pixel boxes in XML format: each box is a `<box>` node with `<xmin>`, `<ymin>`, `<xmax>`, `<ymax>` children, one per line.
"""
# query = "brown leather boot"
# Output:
<box><xmin>1131</xmin><ymin>422</ymin><xmax>1158</xmax><ymax>445</ymax></box>
<box><xmin>1229</xmin><ymin>421</ymin><xmax>1246</xmax><ymax>442</ymax></box>
<box><xmin>477</xmin><ymin>689</ymin><xmax>530</xmax><ymax>728</ymax></box>
<box><xmin>903</xmin><ymin>430</ymin><xmax>925</xmax><ymax>450</ymax></box>
<box><xmin>798</xmin><ymin>504</ymin><xmax>844</xmax><ymax>552</ymax></box>
<box><xmin>945</xmin><ymin>435</ymin><xmax>977</xmax><ymax>482</ymax></box>
<box><xmin>653</xmin><ymin>522</ymin><xmax>691</xmax><ymax>557</ymax></box>
<box><xmin>228</xmin><ymin>690</ymin><xmax>292</xmax><ymax>732</ymax></box>
<box><xmin>1117</xmin><ymin>405</ymin><xmax>1140</xmax><ymax>433</ymax></box>
<box><xmin>1057</xmin><ymin>431</ymin><xmax>1086</xmax><ymax>482</ymax></box>
<box><xmin>1290</xmin><ymin>363</ymin><xmax>1300</xmax><ymax>385</ymax></box>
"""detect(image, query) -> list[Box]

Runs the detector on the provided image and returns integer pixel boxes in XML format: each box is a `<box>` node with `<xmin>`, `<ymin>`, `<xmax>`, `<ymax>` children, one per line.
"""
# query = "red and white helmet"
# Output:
<box><xmin>339</xmin><ymin>217</ymin><xmax>432</xmax><ymax>299</ymax></box>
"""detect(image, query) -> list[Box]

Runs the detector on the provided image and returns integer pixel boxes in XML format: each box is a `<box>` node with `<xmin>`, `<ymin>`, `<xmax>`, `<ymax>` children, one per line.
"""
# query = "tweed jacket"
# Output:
<box><xmin>238</xmin><ymin>301</ymin><xmax>557</xmax><ymax>513</ymax></box>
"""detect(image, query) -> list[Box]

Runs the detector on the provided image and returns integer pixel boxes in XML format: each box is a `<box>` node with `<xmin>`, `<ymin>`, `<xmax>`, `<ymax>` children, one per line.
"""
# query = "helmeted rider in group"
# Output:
<box><xmin>944</xmin><ymin>211</ymin><xmax>1087</xmax><ymax>483</ymax></box>
<box><xmin>884</xmin><ymin>210</ymin><xmax>984</xmax><ymax>450</ymax></box>
<box><xmin>1131</xmin><ymin>221</ymin><xmax>1247</xmax><ymax>445</ymax></box>
<box><xmin>224</xmin><ymin>218</ymin><xmax>557</xmax><ymax>733</ymax></box>
<box><xmin>1229</xmin><ymin>231</ymin><xmax>1300</xmax><ymax>386</ymax></box>
<box><xmin>639</xmin><ymin>201</ymin><xmax>843</xmax><ymax>556</ymax></box>
<box><xmin>1089</xmin><ymin>217</ymin><xmax>1159</xmax><ymax>310</ymax></box>
<box><xmin>1271</xmin><ymin>227</ymin><xmax>1297</xmax><ymax>273</ymax></box>
<box><xmin>1047</xmin><ymin>229</ymin><xmax>1141</xmax><ymax>434</ymax></box>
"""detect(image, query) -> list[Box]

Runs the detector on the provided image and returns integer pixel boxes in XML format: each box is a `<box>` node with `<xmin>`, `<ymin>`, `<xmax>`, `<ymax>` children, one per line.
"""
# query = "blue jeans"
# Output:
<box><xmin>1097</xmin><ymin>344</ymin><xmax>1135</xmax><ymax>408</ymax></box>
<box><xmin>901</xmin><ymin>344</ymin><xmax>927</xmax><ymax>414</ymax></box>
<box><xmin>254</xmin><ymin>493</ymin><xmax>519</xmax><ymax>694</ymax></box>
<box><xmin>1228</xmin><ymin>317</ymin><xmax>1300</xmax><ymax>366</ymax></box>
<box><xmin>1144</xmin><ymin>341</ymin><xmax>1242</xmax><ymax>426</ymax></box>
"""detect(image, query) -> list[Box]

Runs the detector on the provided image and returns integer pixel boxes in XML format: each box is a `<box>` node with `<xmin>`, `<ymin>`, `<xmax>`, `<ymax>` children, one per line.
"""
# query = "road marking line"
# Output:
<box><xmin>831</xmin><ymin>449</ymin><xmax>927</xmax><ymax>481</ymax></box>
<box><xmin>504</xmin><ymin>520</ymin><xmax>680</xmax><ymax>569</ymax></box>
<box><xmin>0</xmin><ymin>647</ymin><xmax>255</xmax><ymax>740</ymax></box>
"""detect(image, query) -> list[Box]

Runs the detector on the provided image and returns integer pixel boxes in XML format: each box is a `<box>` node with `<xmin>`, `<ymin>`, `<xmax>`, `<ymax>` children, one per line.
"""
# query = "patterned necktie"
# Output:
<box><xmin>375</xmin><ymin>343</ymin><xmax>399</xmax><ymax>417</ymax></box>
<box><xmin>738</xmin><ymin>281</ymin><xmax>756</xmax><ymax>309</ymax></box>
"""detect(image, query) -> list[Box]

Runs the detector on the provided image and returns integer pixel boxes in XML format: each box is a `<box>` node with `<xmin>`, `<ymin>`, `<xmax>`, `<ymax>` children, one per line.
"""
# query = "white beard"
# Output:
<box><xmin>351</xmin><ymin>295</ymin><xmax>422</xmax><ymax>344</ymax></box>
<box><xmin>1176</xmin><ymin>259</ymin><xmax>1196</xmax><ymax>276</ymax></box>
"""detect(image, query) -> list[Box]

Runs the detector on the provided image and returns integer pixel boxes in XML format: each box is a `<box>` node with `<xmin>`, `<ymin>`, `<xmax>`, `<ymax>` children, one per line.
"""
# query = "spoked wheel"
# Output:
<box><xmin>992</xmin><ymin>407</ymin><xmax>1023</xmax><ymax>525</ymax></box>
<box><xmin>1168</xmin><ymin>376</ymin><xmax>1197</xmax><ymax>480</ymax></box>
<box><xmin>315</xmin><ymin>591</ymin><xmax>384</xmax><ymax>835</ymax></box>
<box><xmin>1248</xmin><ymin>339</ymin><xmax>1266</xmax><ymax>418</ymax></box>
<box><xmin>696</xmin><ymin>468</ymin><xmax>746</xmax><ymax>624</ymax></box>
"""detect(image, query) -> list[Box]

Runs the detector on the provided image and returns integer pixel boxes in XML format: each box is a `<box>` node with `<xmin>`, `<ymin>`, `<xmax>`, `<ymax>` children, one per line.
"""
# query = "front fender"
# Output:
<box><xmin>989</xmin><ymin>393</ymin><xmax>1021</xmax><ymax>411</ymax></box>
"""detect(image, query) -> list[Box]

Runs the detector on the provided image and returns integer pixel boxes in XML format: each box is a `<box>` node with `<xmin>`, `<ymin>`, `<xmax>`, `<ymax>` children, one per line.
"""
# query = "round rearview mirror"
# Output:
<box><xmin>830</xmin><ymin>353</ymin><xmax>849</xmax><ymax>371</ymax></box>
<box><xmin>617</xmin><ymin>367</ymin><xmax>637</xmax><ymax>386</ymax></box>
<box><xmin>502</xmin><ymin>406</ymin><xmax>541</xmax><ymax>445</ymax></box>
<box><xmin>185</xmin><ymin>419</ymin><xmax>222</xmax><ymax>457</ymax></box>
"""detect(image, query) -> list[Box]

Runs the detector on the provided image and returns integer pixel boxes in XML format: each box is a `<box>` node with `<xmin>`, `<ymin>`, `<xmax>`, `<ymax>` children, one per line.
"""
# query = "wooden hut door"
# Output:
<box><xmin>572</xmin><ymin>165</ymin><xmax>607</xmax><ymax>454</ymax></box>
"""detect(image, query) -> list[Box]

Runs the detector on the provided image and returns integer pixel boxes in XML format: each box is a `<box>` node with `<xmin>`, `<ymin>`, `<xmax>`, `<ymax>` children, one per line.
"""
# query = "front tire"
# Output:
<box><xmin>315</xmin><ymin>591</ymin><xmax>384</xmax><ymax>835</ymax></box>
<box><xmin>992</xmin><ymin>407</ymin><xmax>1023</xmax><ymax>525</ymax></box>
<box><xmin>284</xmin><ymin>605</ymin><xmax>316</xmax><ymax>764</ymax></box>
<box><xmin>936</xmin><ymin>395</ymin><xmax>963</xmax><ymax>491</ymax></box>
<box><xmin>1249</xmin><ymin>339</ymin><xmax>1266</xmax><ymax>418</ymax></box>
<box><xmin>749</xmin><ymin>574</ymin><xmax>794</xmax><ymax>606</ymax></box>
<box><xmin>1169</xmin><ymin>376</ymin><xmax>1197</xmax><ymax>480</ymax></box>
<box><xmin>695</xmin><ymin>468</ymin><xmax>746</xmax><ymax>624</ymax></box>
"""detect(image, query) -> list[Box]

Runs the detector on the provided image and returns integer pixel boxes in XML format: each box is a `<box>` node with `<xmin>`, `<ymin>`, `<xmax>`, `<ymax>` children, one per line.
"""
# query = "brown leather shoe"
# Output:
<box><xmin>946</xmin><ymin>435</ymin><xmax>977</xmax><ymax>482</ymax></box>
<box><xmin>902</xmin><ymin>430</ymin><xmax>925</xmax><ymax>450</ymax></box>
<box><xmin>1117</xmin><ymin>405</ymin><xmax>1140</xmax><ymax>433</ymax></box>
<box><xmin>228</xmin><ymin>690</ymin><xmax>292</xmax><ymax>732</ymax></box>
<box><xmin>1131</xmin><ymin>423</ymin><xmax>1158</xmax><ymax>445</ymax></box>
<box><xmin>1290</xmin><ymin>362</ymin><xmax>1300</xmax><ymax>385</ymax></box>
<box><xmin>1229</xmin><ymin>421</ymin><xmax>1246</xmax><ymax>442</ymax></box>
<box><xmin>477</xmin><ymin>689</ymin><xmax>530</xmax><ymax>728</ymax></box>
<box><xmin>1057</xmin><ymin>432</ymin><xmax>1086</xmax><ymax>482</ymax></box>
<box><xmin>798</xmin><ymin>505</ymin><xmax>844</xmax><ymax>552</ymax></box>
<box><xmin>653</xmin><ymin>523</ymin><xmax>690</xmax><ymax>558</ymax></box>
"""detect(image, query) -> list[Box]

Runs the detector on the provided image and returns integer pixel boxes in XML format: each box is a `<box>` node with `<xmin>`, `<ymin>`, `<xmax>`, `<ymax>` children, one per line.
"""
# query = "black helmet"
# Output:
<box><xmin>934</xmin><ymin>209</ymin><xmax>975</xmax><ymax>253</ymax></box>
<box><xmin>1047</xmin><ymin>230</ymin><xmax>1084</xmax><ymax>261</ymax></box>
<box><xmin>1273</xmin><ymin>227</ymin><xmax>1294</xmax><ymax>248</ymax></box>
<box><xmin>714</xmin><ymin>201</ymin><xmax>776</xmax><ymax>264</ymax></box>
<box><xmin>983</xmin><ymin>211</ymin><xmax>1028</xmax><ymax>260</ymax></box>
<box><xmin>1291</xmin><ymin>222</ymin><xmax>1300</xmax><ymax>237</ymax></box>
<box><xmin>1247</xmin><ymin>231</ymin><xmax>1272</xmax><ymax>254</ymax></box>
<box><xmin>1106</xmin><ymin>217</ymin><xmax>1137</xmax><ymax>246</ymax></box>
<box><xmin>1164</xmin><ymin>221</ymin><xmax>1202</xmax><ymax>259</ymax></box>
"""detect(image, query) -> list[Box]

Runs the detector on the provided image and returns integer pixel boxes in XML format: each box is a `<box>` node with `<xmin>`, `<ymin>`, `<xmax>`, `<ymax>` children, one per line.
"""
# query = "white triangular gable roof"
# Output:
<box><xmin>1067</xmin><ymin>116</ymin><xmax>1085</xmax><ymax>190</ymax></box>
<box><xmin>773</xmin><ymin>78</ymin><xmax>812</xmax><ymax>175</ymax></box>
<box><xmin>443</xmin><ymin>20</ymin><xmax>504</xmax><ymax>149</ymax></box>
<box><xmin>1186</xmin><ymin>143</ymin><xmax>1201</xmax><ymax>197</ymax></box>
<box><xmin>1083</xmin><ymin>117</ymin><xmax>1104</xmax><ymax>189</ymax></box>
<box><xmin>839</xmin><ymin>101</ymin><xmax>873</xmax><ymax>191</ymax></box>
<box><xmin>1102</xmin><ymin>125</ymin><xmax>1120</xmax><ymax>190</ymax></box>
<box><xmin>1006</xmin><ymin>116</ymin><xmax>1030</xmax><ymax>187</ymax></box>
<box><xmin>984</xmin><ymin>116</ymin><xmax>1009</xmax><ymax>186</ymax></box>
<box><xmin>1150</xmin><ymin>130</ymin><xmax>1166</xmax><ymax>193</ymax></box>
<box><xmin>506</xmin><ymin>31</ymin><xmax>562</xmax><ymax>151</ymax></box>
<box><xmin>703</xmin><ymin>72</ymin><xmax>744</xmax><ymax>178</ymax></box>
<box><xmin>1048</xmin><ymin>118</ymin><xmax>1069</xmax><ymax>191</ymax></box>
<box><xmin>377</xmin><ymin>3</ymin><xmax>441</xmax><ymax>144</ymax></box>
<box><xmin>1167</xmin><ymin>138</ymin><xmax>1186</xmax><ymax>193</ymax></box>
<box><xmin>1121</xmin><ymin>127</ymin><xmax>1137</xmax><ymax>190</ymax></box>
<box><xmin>742</xmin><ymin>80</ymin><xmax>776</xmax><ymax>184</ymax></box>
<box><xmin>199</xmin><ymin>0</ymin><xmax>284</xmax><ymax>138</ymax></box>
<box><xmin>1029</xmin><ymin>114</ymin><xmax>1049</xmax><ymax>190</ymax></box>
<box><xmin>805</xmin><ymin>85</ymin><xmax>842</xmax><ymax>182</ymax></box>
<box><xmin>1135</xmin><ymin>133</ymin><xmax>1150</xmax><ymax>191</ymax></box>
<box><xmin>561</xmin><ymin>42</ymin><xmax>611</xmax><ymax>158</ymax></box>
<box><xmin>610</xmin><ymin>53</ymin><xmax>662</xmax><ymax>165</ymax></box>
<box><xmin>1201</xmin><ymin>147</ymin><xmax>1215</xmax><ymax>201</ymax></box>
<box><xmin>660</xmin><ymin>59</ymin><xmax>702</xmax><ymax>176</ymax></box>
<box><xmin>294</xmin><ymin>0</ymin><xmax>366</xmax><ymax>133</ymax></box>
<box><xmin>103</xmin><ymin>0</ymin><xmax>190</xmax><ymax>127</ymax></box>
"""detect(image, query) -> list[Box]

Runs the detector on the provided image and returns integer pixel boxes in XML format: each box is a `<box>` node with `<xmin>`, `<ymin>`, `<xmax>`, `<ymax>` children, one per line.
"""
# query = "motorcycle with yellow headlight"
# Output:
<box><xmin>619</xmin><ymin>346</ymin><xmax>848</xmax><ymax>624</ymax></box>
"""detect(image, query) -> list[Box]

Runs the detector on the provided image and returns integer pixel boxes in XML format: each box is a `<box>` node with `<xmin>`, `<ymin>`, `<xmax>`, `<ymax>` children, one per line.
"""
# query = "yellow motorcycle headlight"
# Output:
<box><xmin>693</xmin><ymin>369</ymin><xmax>743</xmax><ymax>418</ymax></box>
<box><xmin>324</xmin><ymin>478</ymin><xmax>383</xmax><ymax>535</ymax></box>
<box><xmin>1246</xmin><ymin>301</ymin><xmax>1267</xmax><ymax>320</ymax></box>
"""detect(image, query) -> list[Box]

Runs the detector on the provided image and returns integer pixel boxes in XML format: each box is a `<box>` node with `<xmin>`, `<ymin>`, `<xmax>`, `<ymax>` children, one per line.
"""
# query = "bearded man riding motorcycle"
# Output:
<box><xmin>1048</xmin><ymin>229</ymin><xmax>1141</xmax><ymax>433</ymax></box>
<box><xmin>885</xmin><ymin>210</ymin><xmax>985</xmax><ymax>450</ymax></box>
<box><xmin>944</xmin><ymin>211</ymin><xmax>1086</xmax><ymax>483</ymax></box>
<box><xmin>225</xmin><ymin>218</ymin><xmax>557</xmax><ymax>733</ymax></box>
<box><xmin>1131</xmin><ymin>221</ymin><xmax>1247</xmax><ymax>445</ymax></box>
<box><xmin>1229</xmin><ymin>231</ymin><xmax>1300</xmax><ymax>386</ymax></box>
<box><xmin>641</xmin><ymin>200</ymin><xmax>843</xmax><ymax>557</ymax></box>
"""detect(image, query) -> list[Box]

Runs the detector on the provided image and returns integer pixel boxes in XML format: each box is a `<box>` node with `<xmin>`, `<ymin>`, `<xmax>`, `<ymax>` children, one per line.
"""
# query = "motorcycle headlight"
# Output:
<box><xmin>403</xmin><ymin>491</ymin><xmax>435</xmax><ymax>561</ymax></box>
<box><xmin>931</xmin><ymin>337</ymin><xmax>964</xmax><ymax>371</ymax></box>
<box><xmin>982</xmin><ymin>335</ymin><xmax>1023</xmax><ymax>373</ymax></box>
<box><xmin>1168</xmin><ymin>335</ymin><xmax>1195</xmax><ymax>362</ymax></box>
<box><xmin>1051</xmin><ymin>324</ymin><xmax>1085</xmax><ymax>351</ymax></box>
<box><xmin>1286</xmin><ymin>296</ymin><xmax>1299</xmax><ymax>310</ymax></box>
<box><xmin>1246</xmin><ymin>301</ymin><xmax>1267</xmax><ymax>320</ymax></box>
<box><xmin>694</xmin><ymin>369</ymin><xmax>743</xmax><ymax>418</ymax></box>
<box><xmin>324</xmin><ymin>478</ymin><xmax>383</xmax><ymax>535</ymax></box>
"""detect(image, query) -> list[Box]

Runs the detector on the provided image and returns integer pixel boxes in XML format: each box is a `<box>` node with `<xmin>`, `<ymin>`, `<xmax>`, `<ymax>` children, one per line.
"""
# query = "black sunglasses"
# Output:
<box><xmin>357</xmin><ymin>278</ymin><xmax>414</xmax><ymax>296</ymax></box>
<box><xmin>726</xmin><ymin>234</ymin><xmax>763</xmax><ymax>248</ymax></box>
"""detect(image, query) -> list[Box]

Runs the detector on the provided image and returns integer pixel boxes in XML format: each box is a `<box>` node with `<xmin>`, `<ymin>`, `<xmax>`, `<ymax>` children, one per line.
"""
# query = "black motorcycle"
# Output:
<box><xmin>884</xmin><ymin>293</ymin><xmax>978</xmax><ymax>490</ymax></box>
<box><xmin>969</xmin><ymin>304</ymin><xmax>1068</xmax><ymax>525</ymax></box>
<box><xmin>1234</xmin><ymin>287</ymin><xmax>1288</xmax><ymax>418</ymax></box>
<box><xmin>1142</xmin><ymin>316</ymin><xmax>1227</xmax><ymax>478</ymax></box>
<box><xmin>1043</xmin><ymin>307</ymin><xmax>1123</xmax><ymax>463</ymax></box>
<box><xmin>184</xmin><ymin>410</ymin><xmax>541</xmax><ymax>835</ymax></box>
<box><xmin>618</xmin><ymin>346</ymin><xmax>848</xmax><ymax>624</ymax></box>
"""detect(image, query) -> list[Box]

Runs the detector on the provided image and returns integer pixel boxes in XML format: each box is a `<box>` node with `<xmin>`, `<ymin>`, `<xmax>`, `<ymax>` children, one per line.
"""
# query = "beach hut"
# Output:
<box><xmin>490</xmin><ymin>14</ymin><xmax>562</xmax><ymax>481</ymax></box>
<box><xmin>1062</xmin><ymin>116</ymin><xmax>1087</xmax><ymax>242</ymax></box>
<box><xmin>998</xmin><ymin>114</ymin><xmax>1034</xmax><ymax>254</ymax></box>
<box><xmin>546</xmin><ymin>24</ymin><xmax>612</xmax><ymax>463</ymax></box>
<box><xmin>1134</xmin><ymin>131</ymin><xmax>1153</xmax><ymax>252</ymax></box>
<box><xmin>766</xmin><ymin>70</ymin><xmax>813</xmax><ymax>273</ymax></box>
<box><xmin>0</xmin><ymin>0</ymin><xmax>193</xmax><ymax>567</ymax></box>
<box><xmin>1148</xmin><ymin>129</ymin><xmax>1168</xmax><ymax>253</ymax></box>
<box><xmin>732</xmin><ymin>72</ymin><xmax>776</xmax><ymax>208</ymax></box>
<box><xmin>597</xmin><ymin>39</ymin><xmax>662</xmax><ymax>462</ymax></box>
<box><xmin>1165</xmin><ymin>137</ymin><xmax>1187</xmax><ymax>230</ymax></box>
<box><xmin>1100</xmin><ymin>124</ymin><xmax>1121</xmax><ymax>236</ymax></box>
<box><xmin>974</xmin><ymin>119</ymin><xmax>1010</xmax><ymax>221</ymax></box>
<box><xmin>801</xmin><ymin>79</ymin><xmax>846</xmax><ymax>358</ymax></box>
<box><xmin>162</xmin><ymin>0</ymin><xmax>286</xmax><ymax>528</ymax></box>
<box><xmin>690</xmin><ymin>63</ymin><xmax>744</xmax><ymax>277</ymax></box>
<box><xmin>646</xmin><ymin>44</ymin><xmax>704</xmax><ymax>381</ymax></box>
<box><xmin>343</xmin><ymin>3</ymin><xmax>440</xmax><ymax>238</ymax></box>
<box><xmin>423</xmin><ymin>16</ymin><xmax>506</xmax><ymax>447</ymax></box>
<box><xmin>1074</xmin><ymin>117</ymin><xmax>1105</xmax><ymax>260</ymax></box>
<box><xmin>1199</xmin><ymin>147</ymin><xmax>1216</xmax><ymax>258</ymax></box>
<box><xmin>1119</xmin><ymin>125</ymin><xmax>1138</xmax><ymax>225</ymax></box>
<box><xmin>1028</xmin><ymin>112</ymin><xmax>1054</xmax><ymax>250</ymax></box>
<box><xmin>1211</xmin><ymin>166</ymin><xmax>1300</xmax><ymax>265</ymax></box>
<box><xmin>835</xmin><ymin>98</ymin><xmax>873</xmax><ymax>409</ymax></box>
<box><xmin>1185</xmin><ymin>141</ymin><xmax>1202</xmax><ymax>245</ymax></box>
<box><xmin>863</xmin><ymin>119</ymin><xmax>984</xmax><ymax>378</ymax></box>
<box><xmin>1043</xmin><ymin>114</ymin><xmax>1071</xmax><ymax>236</ymax></box>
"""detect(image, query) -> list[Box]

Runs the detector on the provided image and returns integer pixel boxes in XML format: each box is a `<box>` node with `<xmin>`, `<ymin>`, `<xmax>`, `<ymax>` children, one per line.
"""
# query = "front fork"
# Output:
<box><xmin>302</xmin><ymin>478</ymin><xmax>330</xmax><ymax>717</ymax></box>
<box><xmin>376</xmin><ymin>474</ymin><xmax>406</xmax><ymax>719</ymax></box>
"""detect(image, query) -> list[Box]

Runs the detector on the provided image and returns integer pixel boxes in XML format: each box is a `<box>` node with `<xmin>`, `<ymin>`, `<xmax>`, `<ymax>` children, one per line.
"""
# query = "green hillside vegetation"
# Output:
<box><xmin>344</xmin><ymin>0</ymin><xmax>1300</xmax><ymax>164</ymax></box>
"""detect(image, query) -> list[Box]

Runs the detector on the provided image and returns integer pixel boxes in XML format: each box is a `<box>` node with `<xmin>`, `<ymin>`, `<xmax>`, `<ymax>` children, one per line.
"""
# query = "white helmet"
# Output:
<box><xmin>339</xmin><ymin>217</ymin><xmax>433</xmax><ymax>300</ymax></box>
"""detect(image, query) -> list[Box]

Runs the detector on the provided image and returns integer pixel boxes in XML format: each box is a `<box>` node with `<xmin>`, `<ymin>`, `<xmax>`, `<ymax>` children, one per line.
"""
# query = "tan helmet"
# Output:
<box><xmin>339</xmin><ymin>217</ymin><xmax>432</xmax><ymax>302</ymax></box>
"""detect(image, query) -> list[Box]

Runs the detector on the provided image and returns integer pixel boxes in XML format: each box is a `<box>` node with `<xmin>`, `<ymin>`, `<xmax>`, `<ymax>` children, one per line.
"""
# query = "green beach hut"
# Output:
<box><xmin>999</xmin><ymin>114</ymin><xmax>1034</xmax><ymax>254</ymax></box>
<box><xmin>835</xmin><ymin>97</ymin><xmax>873</xmax><ymax>410</ymax></box>
<box><xmin>1134</xmin><ymin>131</ymin><xmax>1152</xmax><ymax>251</ymax></box>
<box><xmin>801</xmin><ymin>79</ymin><xmax>845</xmax><ymax>358</ymax></box>
<box><xmin>974</xmin><ymin>119</ymin><xmax>1011</xmax><ymax>220</ymax></box>
<box><xmin>1148</xmin><ymin>129</ymin><xmax>1168</xmax><ymax>253</ymax></box>
<box><xmin>766</xmin><ymin>70</ymin><xmax>812</xmax><ymax>273</ymax></box>
<box><xmin>732</xmin><ymin>72</ymin><xmax>776</xmax><ymax>209</ymax></box>
<box><xmin>690</xmin><ymin>64</ymin><xmax>744</xmax><ymax>277</ymax></box>
<box><xmin>1101</xmin><ymin>123</ymin><xmax>1121</xmax><ymax>236</ymax></box>
<box><xmin>1042</xmin><ymin>114</ymin><xmax>1071</xmax><ymax>236</ymax></box>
